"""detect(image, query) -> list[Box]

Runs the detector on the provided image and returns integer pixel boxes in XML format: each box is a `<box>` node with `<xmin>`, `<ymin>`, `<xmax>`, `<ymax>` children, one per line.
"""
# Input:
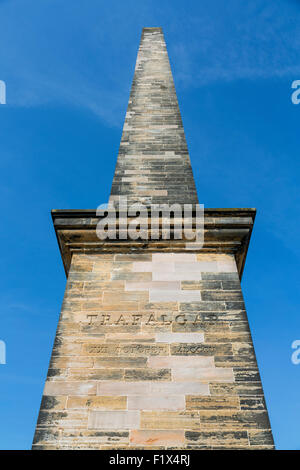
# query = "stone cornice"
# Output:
<box><xmin>51</xmin><ymin>208</ymin><xmax>256</xmax><ymax>280</ymax></box>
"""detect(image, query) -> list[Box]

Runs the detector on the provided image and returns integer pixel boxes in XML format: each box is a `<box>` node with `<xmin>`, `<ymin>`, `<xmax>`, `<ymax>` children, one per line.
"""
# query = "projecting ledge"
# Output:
<box><xmin>51</xmin><ymin>208</ymin><xmax>256</xmax><ymax>279</ymax></box>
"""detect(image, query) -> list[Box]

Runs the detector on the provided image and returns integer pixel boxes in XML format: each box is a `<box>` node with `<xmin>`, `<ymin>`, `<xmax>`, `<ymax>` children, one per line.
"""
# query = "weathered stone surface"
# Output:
<box><xmin>43</xmin><ymin>381</ymin><xmax>97</xmax><ymax>396</ymax></box>
<box><xmin>33</xmin><ymin>26</ymin><xmax>274</xmax><ymax>450</ymax></box>
<box><xmin>130</xmin><ymin>430</ymin><xmax>185</xmax><ymax>447</ymax></box>
<box><xmin>155</xmin><ymin>332</ymin><xmax>204</xmax><ymax>343</ymax></box>
<box><xmin>151</xmin><ymin>382</ymin><xmax>210</xmax><ymax>396</ymax></box>
<box><xmin>128</xmin><ymin>395</ymin><xmax>185</xmax><ymax>411</ymax></box>
<box><xmin>148</xmin><ymin>356</ymin><xmax>214</xmax><ymax>369</ymax></box>
<box><xmin>88</xmin><ymin>411</ymin><xmax>139</xmax><ymax>430</ymax></box>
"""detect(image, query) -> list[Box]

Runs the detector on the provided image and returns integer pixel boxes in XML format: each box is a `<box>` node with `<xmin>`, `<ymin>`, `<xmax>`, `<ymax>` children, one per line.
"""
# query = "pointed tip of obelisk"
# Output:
<box><xmin>142</xmin><ymin>27</ymin><xmax>163</xmax><ymax>33</ymax></box>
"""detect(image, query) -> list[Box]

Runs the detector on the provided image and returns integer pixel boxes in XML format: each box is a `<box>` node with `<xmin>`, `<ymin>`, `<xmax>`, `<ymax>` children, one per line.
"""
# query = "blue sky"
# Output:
<box><xmin>0</xmin><ymin>0</ymin><xmax>299</xmax><ymax>449</ymax></box>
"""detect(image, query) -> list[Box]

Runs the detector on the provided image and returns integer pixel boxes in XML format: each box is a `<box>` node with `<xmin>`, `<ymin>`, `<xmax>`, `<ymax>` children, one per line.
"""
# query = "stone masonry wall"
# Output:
<box><xmin>32</xmin><ymin>252</ymin><xmax>274</xmax><ymax>449</ymax></box>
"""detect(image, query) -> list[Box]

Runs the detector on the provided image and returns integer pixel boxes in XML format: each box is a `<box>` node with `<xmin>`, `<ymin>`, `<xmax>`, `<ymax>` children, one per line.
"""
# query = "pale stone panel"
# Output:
<box><xmin>140</xmin><ymin>411</ymin><xmax>200</xmax><ymax>431</ymax></box>
<box><xmin>150</xmin><ymin>382</ymin><xmax>209</xmax><ymax>395</ymax></box>
<box><xmin>217</xmin><ymin>258</ymin><xmax>238</xmax><ymax>272</ymax></box>
<box><xmin>155</xmin><ymin>332</ymin><xmax>204</xmax><ymax>343</ymax></box>
<box><xmin>125</xmin><ymin>281</ymin><xmax>180</xmax><ymax>291</ymax></box>
<box><xmin>133</xmin><ymin>260</ymin><xmax>218</xmax><ymax>276</ymax></box>
<box><xmin>172</xmin><ymin>367</ymin><xmax>234</xmax><ymax>382</ymax></box>
<box><xmin>125</xmin><ymin>170</ymin><xmax>151</xmax><ymax>175</ymax></box>
<box><xmin>97</xmin><ymin>381</ymin><xmax>152</xmax><ymax>395</ymax></box>
<box><xmin>128</xmin><ymin>395</ymin><xmax>185</xmax><ymax>411</ymax></box>
<box><xmin>152</xmin><ymin>253</ymin><xmax>197</xmax><ymax>262</ymax></box>
<box><xmin>44</xmin><ymin>381</ymin><xmax>97</xmax><ymax>396</ymax></box>
<box><xmin>136</xmin><ymin>190</ymin><xmax>168</xmax><ymax>196</ymax></box>
<box><xmin>67</xmin><ymin>396</ymin><xmax>127</xmax><ymax>410</ymax></box>
<box><xmin>88</xmin><ymin>411</ymin><xmax>140</xmax><ymax>429</ymax></box>
<box><xmin>149</xmin><ymin>289</ymin><xmax>201</xmax><ymax>302</ymax></box>
<box><xmin>195</xmin><ymin>254</ymin><xmax>238</xmax><ymax>272</ymax></box>
<box><xmin>132</xmin><ymin>262</ymin><xmax>155</xmax><ymax>272</ymax></box>
<box><xmin>93</xmin><ymin>357</ymin><xmax>147</xmax><ymax>368</ymax></box>
<box><xmin>175</xmin><ymin>261</ymin><xmax>218</xmax><ymax>272</ymax></box>
<box><xmin>153</xmin><ymin>271</ymin><xmax>202</xmax><ymax>281</ymax></box>
<box><xmin>148</xmin><ymin>356</ymin><xmax>214</xmax><ymax>369</ymax></box>
<box><xmin>122</xmin><ymin>177</ymin><xmax>149</xmax><ymax>183</ymax></box>
<box><xmin>150</xmin><ymin>254</ymin><xmax>192</xmax><ymax>262</ymax></box>
<box><xmin>102</xmin><ymin>291</ymin><xmax>148</xmax><ymax>303</ymax></box>
<box><xmin>50</xmin><ymin>357</ymin><xmax>94</xmax><ymax>368</ymax></box>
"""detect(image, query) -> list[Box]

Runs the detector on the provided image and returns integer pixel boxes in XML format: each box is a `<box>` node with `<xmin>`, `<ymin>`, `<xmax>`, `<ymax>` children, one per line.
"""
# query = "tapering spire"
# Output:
<box><xmin>110</xmin><ymin>27</ymin><xmax>198</xmax><ymax>208</ymax></box>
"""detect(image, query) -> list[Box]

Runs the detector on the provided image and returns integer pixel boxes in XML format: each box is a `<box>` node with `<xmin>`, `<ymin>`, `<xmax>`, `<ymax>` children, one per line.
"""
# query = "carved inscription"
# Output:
<box><xmin>86</xmin><ymin>313</ymin><xmax>203</xmax><ymax>325</ymax></box>
<box><xmin>84</xmin><ymin>343</ymin><xmax>168</xmax><ymax>356</ymax></box>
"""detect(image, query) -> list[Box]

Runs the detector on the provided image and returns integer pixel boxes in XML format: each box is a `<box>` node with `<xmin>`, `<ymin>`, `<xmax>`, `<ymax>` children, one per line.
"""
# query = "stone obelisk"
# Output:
<box><xmin>32</xmin><ymin>27</ymin><xmax>274</xmax><ymax>450</ymax></box>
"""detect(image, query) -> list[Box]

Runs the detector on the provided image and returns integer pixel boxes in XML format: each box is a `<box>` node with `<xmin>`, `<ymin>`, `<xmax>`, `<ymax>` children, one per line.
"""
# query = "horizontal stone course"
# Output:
<box><xmin>67</xmin><ymin>396</ymin><xmax>127</xmax><ymax>410</ymax></box>
<box><xmin>88</xmin><ymin>411</ymin><xmax>140</xmax><ymax>430</ymax></box>
<box><xmin>148</xmin><ymin>356</ymin><xmax>214</xmax><ymax>369</ymax></box>
<box><xmin>185</xmin><ymin>396</ymin><xmax>240</xmax><ymax>410</ymax></box>
<box><xmin>140</xmin><ymin>411</ymin><xmax>200</xmax><ymax>430</ymax></box>
<box><xmin>96</xmin><ymin>381</ymin><xmax>209</xmax><ymax>396</ymax></box>
<box><xmin>172</xmin><ymin>367</ymin><xmax>234</xmax><ymax>383</ymax></box>
<box><xmin>128</xmin><ymin>395</ymin><xmax>185</xmax><ymax>411</ymax></box>
<box><xmin>43</xmin><ymin>381</ymin><xmax>97</xmax><ymax>396</ymax></box>
<box><xmin>130</xmin><ymin>430</ymin><xmax>185</xmax><ymax>446</ymax></box>
<box><xmin>124</xmin><ymin>368</ymin><xmax>171</xmax><ymax>381</ymax></box>
<box><xmin>149</xmin><ymin>289</ymin><xmax>201</xmax><ymax>302</ymax></box>
<box><xmin>198</xmin><ymin>410</ymin><xmax>271</xmax><ymax>430</ymax></box>
<box><xmin>185</xmin><ymin>430</ymin><xmax>249</xmax><ymax>447</ymax></box>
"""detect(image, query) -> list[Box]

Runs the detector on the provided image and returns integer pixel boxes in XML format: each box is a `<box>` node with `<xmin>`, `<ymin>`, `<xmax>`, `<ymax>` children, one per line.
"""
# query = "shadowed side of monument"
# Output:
<box><xmin>32</xmin><ymin>28</ymin><xmax>274</xmax><ymax>450</ymax></box>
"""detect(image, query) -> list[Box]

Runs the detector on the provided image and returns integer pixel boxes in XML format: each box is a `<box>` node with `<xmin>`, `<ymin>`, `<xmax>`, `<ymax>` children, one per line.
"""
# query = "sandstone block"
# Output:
<box><xmin>148</xmin><ymin>356</ymin><xmax>214</xmax><ymax>369</ymax></box>
<box><xmin>128</xmin><ymin>395</ymin><xmax>185</xmax><ymax>411</ymax></box>
<box><xmin>43</xmin><ymin>381</ymin><xmax>97</xmax><ymax>396</ymax></box>
<box><xmin>141</xmin><ymin>411</ymin><xmax>200</xmax><ymax>430</ymax></box>
<box><xmin>172</xmin><ymin>367</ymin><xmax>234</xmax><ymax>383</ymax></box>
<box><xmin>88</xmin><ymin>411</ymin><xmax>140</xmax><ymax>430</ymax></box>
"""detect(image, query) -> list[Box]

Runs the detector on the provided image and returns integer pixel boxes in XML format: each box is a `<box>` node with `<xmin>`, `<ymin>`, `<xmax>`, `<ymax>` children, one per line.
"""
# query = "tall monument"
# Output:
<box><xmin>32</xmin><ymin>28</ymin><xmax>274</xmax><ymax>450</ymax></box>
